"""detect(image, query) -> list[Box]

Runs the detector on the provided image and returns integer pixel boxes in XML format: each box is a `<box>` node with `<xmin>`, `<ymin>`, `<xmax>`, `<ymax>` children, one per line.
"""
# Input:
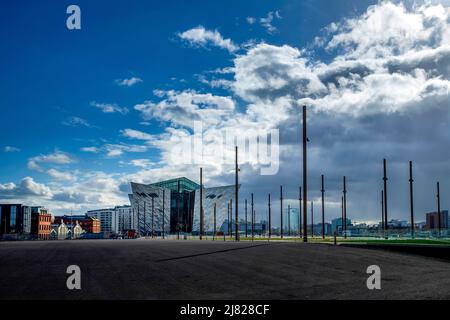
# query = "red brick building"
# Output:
<box><xmin>31</xmin><ymin>208</ymin><xmax>52</xmax><ymax>240</ymax></box>
<box><xmin>426</xmin><ymin>210</ymin><xmax>449</xmax><ymax>230</ymax></box>
<box><xmin>54</xmin><ymin>215</ymin><xmax>101</xmax><ymax>234</ymax></box>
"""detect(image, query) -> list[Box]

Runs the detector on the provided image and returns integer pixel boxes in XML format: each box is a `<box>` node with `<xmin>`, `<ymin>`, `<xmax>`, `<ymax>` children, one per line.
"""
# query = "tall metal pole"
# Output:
<box><xmin>437</xmin><ymin>182</ymin><xmax>441</xmax><ymax>237</ymax></box>
<box><xmin>245</xmin><ymin>199</ymin><xmax>248</xmax><ymax>238</ymax></box>
<box><xmin>409</xmin><ymin>161</ymin><xmax>415</xmax><ymax>239</ymax></box>
<box><xmin>302</xmin><ymin>105</ymin><xmax>308</xmax><ymax>242</ymax></box>
<box><xmin>187</xmin><ymin>192</ymin><xmax>191</xmax><ymax>233</ymax></box>
<box><xmin>144</xmin><ymin>201</ymin><xmax>146</xmax><ymax>236</ymax></box>
<box><xmin>268</xmin><ymin>194</ymin><xmax>272</xmax><ymax>239</ymax></box>
<box><xmin>228</xmin><ymin>201</ymin><xmax>231</xmax><ymax>238</ymax></box>
<box><xmin>381</xmin><ymin>190</ymin><xmax>384</xmax><ymax>237</ymax></box>
<box><xmin>288</xmin><ymin>204</ymin><xmax>291</xmax><ymax>236</ymax></box>
<box><xmin>235</xmin><ymin>146</ymin><xmax>239</xmax><ymax>241</ymax></box>
<box><xmin>132</xmin><ymin>208</ymin><xmax>135</xmax><ymax>238</ymax></box>
<box><xmin>383</xmin><ymin>159</ymin><xmax>388</xmax><ymax>238</ymax></box>
<box><xmin>138</xmin><ymin>204</ymin><xmax>141</xmax><ymax>237</ymax></box>
<box><xmin>177</xmin><ymin>180</ymin><xmax>181</xmax><ymax>237</ymax></box>
<box><xmin>299</xmin><ymin>187</ymin><xmax>302</xmax><ymax>237</ymax></box>
<box><xmin>213</xmin><ymin>203</ymin><xmax>216</xmax><ymax>240</ymax></box>
<box><xmin>185</xmin><ymin>191</ymin><xmax>189</xmax><ymax>233</ymax></box>
<box><xmin>321</xmin><ymin>174</ymin><xmax>325</xmax><ymax>239</ymax></box>
<box><xmin>341</xmin><ymin>196</ymin><xmax>344</xmax><ymax>236</ymax></box>
<box><xmin>253</xmin><ymin>209</ymin><xmax>256</xmax><ymax>240</ymax></box>
<box><xmin>200</xmin><ymin>167</ymin><xmax>203</xmax><ymax>240</ymax></box>
<box><xmin>280</xmin><ymin>185</ymin><xmax>283</xmax><ymax>239</ymax></box>
<box><xmin>251</xmin><ymin>193</ymin><xmax>254</xmax><ymax>240</ymax></box>
<box><xmin>162</xmin><ymin>189</ymin><xmax>165</xmax><ymax>239</ymax></box>
<box><xmin>230</xmin><ymin>199</ymin><xmax>233</xmax><ymax>239</ymax></box>
<box><xmin>310</xmin><ymin>201</ymin><xmax>314</xmax><ymax>237</ymax></box>
<box><xmin>343</xmin><ymin>176</ymin><xmax>347</xmax><ymax>239</ymax></box>
<box><xmin>151</xmin><ymin>197</ymin><xmax>154</xmax><ymax>238</ymax></box>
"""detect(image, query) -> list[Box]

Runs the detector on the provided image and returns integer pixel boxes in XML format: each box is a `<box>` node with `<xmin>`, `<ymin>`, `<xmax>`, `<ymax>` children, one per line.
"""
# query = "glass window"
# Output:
<box><xmin>10</xmin><ymin>206</ymin><xmax>17</xmax><ymax>229</ymax></box>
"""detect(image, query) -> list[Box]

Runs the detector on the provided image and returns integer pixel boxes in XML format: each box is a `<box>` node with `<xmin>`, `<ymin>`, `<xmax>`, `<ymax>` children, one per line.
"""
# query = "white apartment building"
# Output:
<box><xmin>115</xmin><ymin>205</ymin><xmax>136</xmax><ymax>232</ymax></box>
<box><xmin>86</xmin><ymin>205</ymin><xmax>135</xmax><ymax>236</ymax></box>
<box><xmin>86</xmin><ymin>208</ymin><xmax>118</xmax><ymax>235</ymax></box>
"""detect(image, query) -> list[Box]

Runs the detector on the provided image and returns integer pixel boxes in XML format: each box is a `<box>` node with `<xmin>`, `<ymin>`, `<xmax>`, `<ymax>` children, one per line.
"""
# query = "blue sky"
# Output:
<box><xmin>1</xmin><ymin>0</ymin><xmax>449</xmax><ymax>223</ymax></box>
<box><xmin>2</xmin><ymin>0</ymin><xmax>364</xmax><ymax>177</ymax></box>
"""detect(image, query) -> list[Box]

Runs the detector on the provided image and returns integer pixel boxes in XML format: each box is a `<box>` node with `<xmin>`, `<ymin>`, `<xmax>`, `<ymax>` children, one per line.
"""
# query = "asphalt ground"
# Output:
<box><xmin>1</xmin><ymin>239</ymin><xmax>449</xmax><ymax>300</ymax></box>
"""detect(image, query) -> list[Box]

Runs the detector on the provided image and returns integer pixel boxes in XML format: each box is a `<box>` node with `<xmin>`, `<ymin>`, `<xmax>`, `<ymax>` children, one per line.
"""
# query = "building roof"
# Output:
<box><xmin>55</xmin><ymin>215</ymin><xmax>99</xmax><ymax>221</ymax></box>
<box><xmin>149</xmin><ymin>177</ymin><xmax>200</xmax><ymax>192</ymax></box>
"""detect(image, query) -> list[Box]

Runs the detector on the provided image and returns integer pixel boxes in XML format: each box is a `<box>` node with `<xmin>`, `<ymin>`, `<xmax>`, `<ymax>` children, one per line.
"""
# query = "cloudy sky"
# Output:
<box><xmin>1</xmin><ymin>0</ymin><xmax>449</xmax><ymax>225</ymax></box>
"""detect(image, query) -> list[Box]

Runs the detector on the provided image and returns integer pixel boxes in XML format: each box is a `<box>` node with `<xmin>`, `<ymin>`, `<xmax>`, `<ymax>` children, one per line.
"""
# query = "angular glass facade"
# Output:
<box><xmin>150</xmin><ymin>177</ymin><xmax>198</xmax><ymax>233</ymax></box>
<box><xmin>130</xmin><ymin>182</ymin><xmax>171</xmax><ymax>235</ymax></box>
<box><xmin>130</xmin><ymin>178</ymin><xmax>238</xmax><ymax>235</ymax></box>
<box><xmin>150</xmin><ymin>177</ymin><xmax>199</xmax><ymax>193</ymax></box>
<box><xmin>192</xmin><ymin>185</ymin><xmax>238</xmax><ymax>233</ymax></box>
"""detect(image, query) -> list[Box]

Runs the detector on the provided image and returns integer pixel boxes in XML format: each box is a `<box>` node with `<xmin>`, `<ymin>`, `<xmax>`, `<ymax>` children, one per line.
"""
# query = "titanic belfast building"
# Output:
<box><xmin>130</xmin><ymin>177</ymin><xmax>238</xmax><ymax>235</ymax></box>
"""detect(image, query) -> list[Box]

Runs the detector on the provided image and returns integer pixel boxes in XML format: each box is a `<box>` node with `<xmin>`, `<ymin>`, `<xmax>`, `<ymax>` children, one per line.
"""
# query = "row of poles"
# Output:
<box><xmin>142</xmin><ymin>105</ymin><xmax>443</xmax><ymax>241</ymax></box>
<box><xmin>381</xmin><ymin>159</ymin><xmax>443</xmax><ymax>238</ymax></box>
<box><xmin>197</xmin><ymin>106</ymin><xmax>314</xmax><ymax>241</ymax></box>
<box><xmin>197</xmin><ymin>105</ymin><xmax>343</xmax><ymax>241</ymax></box>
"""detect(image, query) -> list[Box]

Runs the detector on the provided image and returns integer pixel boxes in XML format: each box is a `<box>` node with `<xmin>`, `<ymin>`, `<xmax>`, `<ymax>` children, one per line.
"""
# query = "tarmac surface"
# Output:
<box><xmin>1</xmin><ymin>239</ymin><xmax>450</xmax><ymax>300</ymax></box>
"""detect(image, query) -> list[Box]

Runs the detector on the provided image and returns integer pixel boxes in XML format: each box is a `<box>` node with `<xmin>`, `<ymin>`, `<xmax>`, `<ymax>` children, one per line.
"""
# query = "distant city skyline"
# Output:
<box><xmin>0</xmin><ymin>0</ymin><xmax>449</xmax><ymax>225</ymax></box>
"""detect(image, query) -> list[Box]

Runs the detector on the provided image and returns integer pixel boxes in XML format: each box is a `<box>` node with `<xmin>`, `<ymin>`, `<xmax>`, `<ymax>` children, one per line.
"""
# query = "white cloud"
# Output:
<box><xmin>90</xmin><ymin>101</ymin><xmax>129</xmax><ymax>114</ymax></box>
<box><xmin>28</xmin><ymin>151</ymin><xmax>74</xmax><ymax>172</ymax></box>
<box><xmin>3</xmin><ymin>146</ymin><xmax>20</xmax><ymax>152</ymax></box>
<box><xmin>0</xmin><ymin>171</ymin><xmax>133</xmax><ymax>215</ymax></box>
<box><xmin>134</xmin><ymin>90</ymin><xmax>236</xmax><ymax>128</ymax></box>
<box><xmin>20</xmin><ymin>177</ymin><xmax>53</xmax><ymax>197</ymax></box>
<box><xmin>0</xmin><ymin>182</ymin><xmax>16</xmax><ymax>192</ymax></box>
<box><xmin>104</xmin><ymin>144</ymin><xmax>148</xmax><ymax>158</ymax></box>
<box><xmin>260</xmin><ymin>10</ymin><xmax>282</xmax><ymax>34</ymax></box>
<box><xmin>80</xmin><ymin>146</ymin><xmax>99</xmax><ymax>153</ymax></box>
<box><xmin>116</xmin><ymin>77</ymin><xmax>143</xmax><ymax>87</ymax></box>
<box><xmin>121</xmin><ymin>129</ymin><xmax>154</xmax><ymax>141</ymax></box>
<box><xmin>178</xmin><ymin>26</ymin><xmax>239</xmax><ymax>53</ymax></box>
<box><xmin>62</xmin><ymin>116</ymin><xmax>92</xmax><ymax>128</ymax></box>
<box><xmin>233</xmin><ymin>43</ymin><xmax>326</xmax><ymax>103</ymax></box>
<box><xmin>325</xmin><ymin>2</ymin><xmax>449</xmax><ymax>59</ymax></box>
<box><xmin>106</xmin><ymin>149</ymin><xmax>123</xmax><ymax>157</ymax></box>
<box><xmin>0</xmin><ymin>177</ymin><xmax>53</xmax><ymax>198</ymax></box>
<box><xmin>130</xmin><ymin>159</ymin><xmax>154</xmax><ymax>168</ymax></box>
<box><xmin>47</xmin><ymin>169</ymin><xmax>76</xmax><ymax>182</ymax></box>
<box><xmin>246</xmin><ymin>17</ymin><xmax>256</xmax><ymax>25</ymax></box>
<box><xmin>80</xmin><ymin>143</ymin><xmax>148</xmax><ymax>158</ymax></box>
<box><xmin>27</xmin><ymin>160</ymin><xmax>41</xmax><ymax>171</ymax></box>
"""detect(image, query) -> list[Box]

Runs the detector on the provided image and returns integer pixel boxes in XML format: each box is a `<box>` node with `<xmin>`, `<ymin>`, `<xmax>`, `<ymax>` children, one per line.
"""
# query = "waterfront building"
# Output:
<box><xmin>130</xmin><ymin>177</ymin><xmax>239</xmax><ymax>236</ymax></box>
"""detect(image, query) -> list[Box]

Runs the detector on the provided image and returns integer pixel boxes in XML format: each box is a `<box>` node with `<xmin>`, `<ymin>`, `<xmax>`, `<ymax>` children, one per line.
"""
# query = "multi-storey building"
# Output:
<box><xmin>283</xmin><ymin>207</ymin><xmax>300</xmax><ymax>235</ymax></box>
<box><xmin>331</xmin><ymin>217</ymin><xmax>352</xmax><ymax>235</ymax></box>
<box><xmin>54</xmin><ymin>215</ymin><xmax>101</xmax><ymax>234</ymax></box>
<box><xmin>0</xmin><ymin>204</ymin><xmax>32</xmax><ymax>236</ymax></box>
<box><xmin>130</xmin><ymin>177</ymin><xmax>239</xmax><ymax>236</ymax></box>
<box><xmin>30</xmin><ymin>207</ymin><xmax>52</xmax><ymax>240</ymax></box>
<box><xmin>115</xmin><ymin>205</ymin><xmax>135</xmax><ymax>233</ymax></box>
<box><xmin>426</xmin><ymin>210</ymin><xmax>449</xmax><ymax>230</ymax></box>
<box><xmin>86</xmin><ymin>208</ymin><xmax>118</xmax><ymax>235</ymax></box>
